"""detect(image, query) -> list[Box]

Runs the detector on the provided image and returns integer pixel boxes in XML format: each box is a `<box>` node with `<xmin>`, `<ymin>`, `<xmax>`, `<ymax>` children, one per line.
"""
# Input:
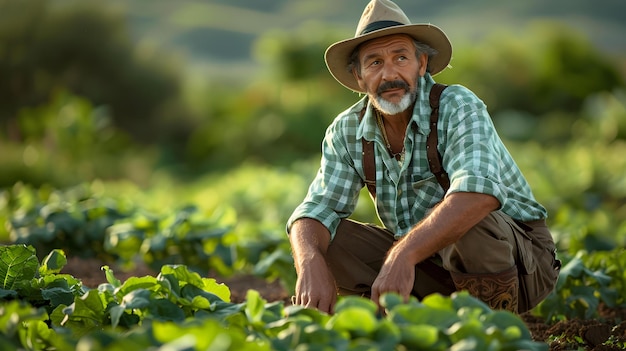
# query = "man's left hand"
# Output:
<box><xmin>370</xmin><ymin>249</ymin><xmax>415</xmax><ymax>308</ymax></box>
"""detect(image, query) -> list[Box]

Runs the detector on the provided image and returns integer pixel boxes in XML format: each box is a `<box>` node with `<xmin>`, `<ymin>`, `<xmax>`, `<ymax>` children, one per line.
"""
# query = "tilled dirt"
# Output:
<box><xmin>62</xmin><ymin>257</ymin><xmax>626</xmax><ymax>350</ymax></box>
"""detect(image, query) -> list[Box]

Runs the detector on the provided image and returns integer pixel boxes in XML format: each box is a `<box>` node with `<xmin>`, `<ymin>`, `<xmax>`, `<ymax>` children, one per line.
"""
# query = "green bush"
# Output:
<box><xmin>0</xmin><ymin>245</ymin><xmax>547</xmax><ymax>351</ymax></box>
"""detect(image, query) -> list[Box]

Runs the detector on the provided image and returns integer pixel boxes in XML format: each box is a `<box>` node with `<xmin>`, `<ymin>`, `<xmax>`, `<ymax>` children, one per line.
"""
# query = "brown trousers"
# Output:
<box><xmin>325</xmin><ymin>211</ymin><xmax>560</xmax><ymax>312</ymax></box>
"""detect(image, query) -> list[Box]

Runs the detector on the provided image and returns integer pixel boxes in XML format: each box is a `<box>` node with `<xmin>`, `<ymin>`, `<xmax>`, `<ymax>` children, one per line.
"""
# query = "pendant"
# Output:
<box><xmin>397</xmin><ymin>151</ymin><xmax>405</xmax><ymax>167</ymax></box>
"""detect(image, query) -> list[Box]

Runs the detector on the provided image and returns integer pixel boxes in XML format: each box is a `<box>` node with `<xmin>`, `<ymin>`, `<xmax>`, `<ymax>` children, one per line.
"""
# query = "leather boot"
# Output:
<box><xmin>450</xmin><ymin>265</ymin><xmax>519</xmax><ymax>313</ymax></box>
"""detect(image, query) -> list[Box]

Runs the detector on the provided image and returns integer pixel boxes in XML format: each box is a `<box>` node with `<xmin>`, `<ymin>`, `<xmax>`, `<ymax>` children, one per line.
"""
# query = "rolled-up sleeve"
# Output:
<box><xmin>287</xmin><ymin>117</ymin><xmax>363</xmax><ymax>239</ymax></box>
<box><xmin>441</xmin><ymin>88</ymin><xmax>506</xmax><ymax>208</ymax></box>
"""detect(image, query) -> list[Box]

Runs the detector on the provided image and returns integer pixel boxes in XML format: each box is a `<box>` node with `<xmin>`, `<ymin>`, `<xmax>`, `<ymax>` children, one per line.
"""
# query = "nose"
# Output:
<box><xmin>381</xmin><ymin>60</ymin><xmax>399</xmax><ymax>81</ymax></box>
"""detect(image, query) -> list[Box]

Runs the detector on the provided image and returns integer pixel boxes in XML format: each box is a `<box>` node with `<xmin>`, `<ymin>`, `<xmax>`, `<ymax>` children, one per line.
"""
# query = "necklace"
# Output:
<box><xmin>375</xmin><ymin>109</ymin><xmax>405</xmax><ymax>163</ymax></box>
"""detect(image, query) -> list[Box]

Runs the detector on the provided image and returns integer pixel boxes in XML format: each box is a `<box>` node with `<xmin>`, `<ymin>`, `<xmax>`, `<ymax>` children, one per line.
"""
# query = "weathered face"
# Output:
<box><xmin>353</xmin><ymin>34</ymin><xmax>427</xmax><ymax>115</ymax></box>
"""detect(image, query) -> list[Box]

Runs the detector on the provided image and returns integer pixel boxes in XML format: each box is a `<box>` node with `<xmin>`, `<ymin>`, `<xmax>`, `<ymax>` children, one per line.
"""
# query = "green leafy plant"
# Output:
<box><xmin>104</xmin><ymin>205</ymin><xmax>236</xmax><ymax>273</ymax></box>
<box><xmin>533</xmin><ymin>250</ymin><xmax>625</xmax><ymax>322</ymax></box>
<box><xmin>5</xmin><ymin>182</ymin><xmax>132</xmax><ymax>260</ymax></box>
<box><xmin>0</xmin><ymin>245</ymin><xmax>85</xmax><ymax>310</ymax></box>
<box><xmin>4</xmin><ymin>182</ymin><xmax>296</xmax><ymax>287</ymax></box>
<box><xmin>0</xmin><ymin>244</ymin><xmax>547</xmax><ymax>351</ymax></box>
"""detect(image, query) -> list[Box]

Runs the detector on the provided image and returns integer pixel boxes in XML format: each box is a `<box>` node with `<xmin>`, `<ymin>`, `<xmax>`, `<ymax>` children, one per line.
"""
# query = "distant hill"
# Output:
<box><xmin>111</xmin><ymin>0</ymin><xmax>625</xmax><ymax>69</ymax></box>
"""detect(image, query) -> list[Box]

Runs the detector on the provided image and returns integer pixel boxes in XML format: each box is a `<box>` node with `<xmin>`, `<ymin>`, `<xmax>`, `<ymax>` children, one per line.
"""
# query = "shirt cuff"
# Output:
<box><xmin>286</xmin><ymin>204</ymin><xmax>343</xmax><ymax>240</ymax></box>
<box><xmin>447</xmin><ymin>174</ymin><xmax>505</xmax><ymax>209</ymax></box>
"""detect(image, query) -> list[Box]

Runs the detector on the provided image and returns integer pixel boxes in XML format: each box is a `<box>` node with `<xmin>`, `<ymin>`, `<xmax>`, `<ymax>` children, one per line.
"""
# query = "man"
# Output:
<box><xmin>287</xmin><ymin>0</ymin><xmax>560</xmax><ymax>314</ymax></box>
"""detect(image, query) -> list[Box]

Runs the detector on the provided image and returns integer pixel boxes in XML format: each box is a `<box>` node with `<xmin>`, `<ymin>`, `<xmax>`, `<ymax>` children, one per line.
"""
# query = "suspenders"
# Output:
<box><xmin>360</xmin><ymin>83</ymin><xmax>449</xmax><ymax>198</ymax></box>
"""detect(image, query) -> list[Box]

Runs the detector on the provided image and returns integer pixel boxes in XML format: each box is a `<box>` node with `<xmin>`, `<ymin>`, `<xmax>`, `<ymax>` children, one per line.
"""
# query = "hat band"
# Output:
<box><xmin>359</xmin><ymin>20</ymin><xmax>404</xmax><ymax>35</ymax></box>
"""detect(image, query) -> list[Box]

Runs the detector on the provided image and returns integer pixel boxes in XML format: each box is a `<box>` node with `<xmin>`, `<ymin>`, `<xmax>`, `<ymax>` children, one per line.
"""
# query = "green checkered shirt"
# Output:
<box><xmin>288</xmin><ymin>74</ymin><xmax>547</xmax><ymax>239</ymax></box>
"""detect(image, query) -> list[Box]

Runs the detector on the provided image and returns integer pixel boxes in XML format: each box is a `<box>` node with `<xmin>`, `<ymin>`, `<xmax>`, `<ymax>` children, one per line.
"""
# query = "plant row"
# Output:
<box><xmin>1</xmin><ymin>182</ymin><xmax>295</xmax><ymax>288</ymax></box>
<box><xmin>2</xmin><ymin>181</ymin><xmax>626</xmax><ymax>323</ymax></box>
<box><xmin>0</xmin><ymin>244</ymin><xmax>548</xmax><ymax>351</ymax></box>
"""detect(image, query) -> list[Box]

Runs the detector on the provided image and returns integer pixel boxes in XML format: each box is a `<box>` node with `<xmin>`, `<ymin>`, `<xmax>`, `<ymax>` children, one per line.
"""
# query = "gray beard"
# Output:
<box><xmin>373</xmin><ymin>92</ymin><xmax>414</xmax><ymax>115</ymax></box>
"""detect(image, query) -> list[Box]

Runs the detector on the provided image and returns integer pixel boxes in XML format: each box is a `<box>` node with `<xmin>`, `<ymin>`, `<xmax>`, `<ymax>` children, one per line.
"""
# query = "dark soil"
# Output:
<box><xmin>62</xmin><ymin>257</ymin><xmax>625</xmax><ymax>351</ymax></box>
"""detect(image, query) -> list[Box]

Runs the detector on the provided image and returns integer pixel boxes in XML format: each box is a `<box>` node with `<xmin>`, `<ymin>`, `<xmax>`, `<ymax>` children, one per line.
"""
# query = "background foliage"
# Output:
<box><xmin>1</xmin><ymin>0</ymin><xmax>624</xmax><ymax>183</ymax></box>
<box><xmin>1</xmin><ymin>1</ymin><xmax>625</xmax><ymax>349</ymax></box>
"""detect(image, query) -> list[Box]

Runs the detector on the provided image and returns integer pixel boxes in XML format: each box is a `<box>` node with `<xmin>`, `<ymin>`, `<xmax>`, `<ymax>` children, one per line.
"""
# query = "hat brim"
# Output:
<box><xmin>324</xmin><ymin>23</ymin><xmax>452</xmax><ymax>93</ymax></box>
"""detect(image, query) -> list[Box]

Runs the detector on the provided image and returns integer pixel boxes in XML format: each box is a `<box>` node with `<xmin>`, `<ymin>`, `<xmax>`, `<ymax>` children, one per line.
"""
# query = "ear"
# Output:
<box><xmin>418</xmin><ymin>53</ymin><xmax>428</xmax><ymax>76</ymax></box>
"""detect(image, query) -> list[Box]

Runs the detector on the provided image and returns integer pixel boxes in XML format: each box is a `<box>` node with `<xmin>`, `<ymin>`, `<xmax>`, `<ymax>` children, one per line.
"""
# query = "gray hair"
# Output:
<box><xmin>347</xmin><ymin>39</ymin><xmax>438</xmax><ymax>78</ymax></box>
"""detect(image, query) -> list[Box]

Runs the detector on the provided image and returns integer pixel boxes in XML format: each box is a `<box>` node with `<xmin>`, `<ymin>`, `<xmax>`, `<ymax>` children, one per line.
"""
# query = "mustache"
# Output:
<box><xmin>377</xmin><ymin>80</ymin><xmax>410</xmax><ymax>95</ymax></box>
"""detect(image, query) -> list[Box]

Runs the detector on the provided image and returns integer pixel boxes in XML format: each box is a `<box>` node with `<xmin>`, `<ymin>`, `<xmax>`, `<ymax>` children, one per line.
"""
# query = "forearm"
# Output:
<box><xmin>289</xmin><ymin>218</ymin><xmax>332</xmax><ymax>273</ymax></box>
<box><xmin>390</xmin><ymin>192</ymin><xmax>500</xmax><ymax>265</ymax></box>
<box><xmin>289</xmin><ymin>218</ymin><xmax>337</xmax><ymax>313</ymax></box>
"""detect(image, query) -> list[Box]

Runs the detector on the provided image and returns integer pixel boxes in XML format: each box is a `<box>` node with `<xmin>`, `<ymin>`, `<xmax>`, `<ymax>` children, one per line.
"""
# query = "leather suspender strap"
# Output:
<box><xmin>359</xmin><ymin>83</ymin><xmax>449</xmax><ymax>198</ymax></box>
<box><xmin>427</xmin><ymin>83</ymin><xmax>450</xmax><ymax>192</ymax></box>
<box><xmin>359</xmin><ymin>107</ymin><xmax>377</xmax><ymax>198</ymax></box>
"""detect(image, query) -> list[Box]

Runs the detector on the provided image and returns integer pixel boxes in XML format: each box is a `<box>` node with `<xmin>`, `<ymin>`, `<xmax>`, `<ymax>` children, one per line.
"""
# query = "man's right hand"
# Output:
<box><xmin>293</xmin><ymin>255</ymin><xmax>337</xmax><ymax>314</ymax></box>
<box><xmin>289</xmin><ymin>218</ymin><xmax>337</xmax><ymax>314</ymax></box>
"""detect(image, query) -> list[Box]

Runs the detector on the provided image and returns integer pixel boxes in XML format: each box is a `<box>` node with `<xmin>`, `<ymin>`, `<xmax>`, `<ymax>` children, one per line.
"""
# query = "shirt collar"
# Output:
<box><xmin>413</xmin><ymin>73</ymin><xmax>436</xmax><ymax>135</ymax></box>
<box><xmin>357</xmin><ymin>98</ymin><xmax>378</xmax><ymax>142</ymax></box>
<box><xmin>356</xmin><ymin>73</ymin><xmax>437</xmax><ymax>140</ymax></box>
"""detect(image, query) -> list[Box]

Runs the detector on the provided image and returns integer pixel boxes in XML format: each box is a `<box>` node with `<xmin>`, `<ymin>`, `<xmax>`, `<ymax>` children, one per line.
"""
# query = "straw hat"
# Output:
<box><xmin>325</xmin><ymin>0</ymin><xmax>452</xmax><ymax>92</ymax></box>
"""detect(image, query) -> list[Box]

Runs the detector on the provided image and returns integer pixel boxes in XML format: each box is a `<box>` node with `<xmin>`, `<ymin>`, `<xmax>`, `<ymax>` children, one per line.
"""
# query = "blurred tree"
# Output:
<box><xmin>182</xmin><ymin>23</ymin><xmax>359</xmax><ymax>171</ymax></box>
<box><xmin>0</xmin><ymin>92</ymin><xmax>156</xmax><ymax>187</ymax></box>
<box><xmin>437</xmin><ymin>22</ymin><xmax>623</xmax><ymax>117</ymax></box>
<box><xmin>0</xmin><ymin>0</ymin><xmax>186</xmax><ymax>143</ymax></box>
<box><xmin>533</xmin><ymin>25</ymin><xmax>623</xmax><ymax>113</ymax></box>
<box><xmin>183</xmin><ymin>21</ymin><xmax>626</xmax><ymax>170</ymax></box>
<box><xmin>436</xmin><ymin>22</ymin><xmax>624</xmax><ymax>143</ymax></box>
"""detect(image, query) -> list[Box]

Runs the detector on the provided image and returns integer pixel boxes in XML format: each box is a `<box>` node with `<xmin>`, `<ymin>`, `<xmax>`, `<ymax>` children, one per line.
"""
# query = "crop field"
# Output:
<box><xmin>2</xmin><ymin>135</ymin><xmax>626</xmax><ymax>350</ymax></box>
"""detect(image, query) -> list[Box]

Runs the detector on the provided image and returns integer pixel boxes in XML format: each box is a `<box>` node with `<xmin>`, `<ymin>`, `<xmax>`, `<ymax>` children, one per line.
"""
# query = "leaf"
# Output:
<box><xmin>400</xmin><ymin>324</ymin><xmax>441</xmax><ymax>350</ymax></box>
<box><xmin>146</xmin><ymin>299</ymin><xmax>187</xmax><ymax>322</ymax></box>
<box><xmin>112</xmin><ymin>288</ymin><xmax>185</xmax><ymax>323</ymax></box>
<box><xmin>282</xmin><ymin>304</ymin><xmax>330</xmax><ymax>325</ymax></box>
<box><xmin>334</xmin><ymin>295</ymin><xmax>378</xmax><ymax>314</ymax></box>
<box><xmin>482</xmin><ymin>310</ymin><xmax>532</xmax><ymax>340</ymax></box>
<box><xmin>119</xmin><ymin>289</ymin><xmax>152</xmax><ymax>310</ymax></box>
<box><xmin>152</xmin><ymin>318</ymin><xmax>257</xmax><ymax>351</ymax></box>
<box><xmin>449</xmin><ymin>337</ymin><xmax>483</xmax><ymax>351</ymax></box>
<box><xmin>0</xmin><ymin>300</ymin><xmax>47</xmax><ymax>335</ymax></box>
<box><xmin>158</xmin><ymin>265</ymin><xmax>205</xmax><ymax>290</ymax></box>
<box><xmin>373</xmin><ymin>319</ymin><xmax>402</xmax><ymax>349</ymax></box>
<box><xmin>44</xmin><ymin>210</ymin><xmax>81</xmax><ymax>237</ymax></box>
<box><xmin>0</xmin><ymin>245</ymin><xmax>39</xmax><ymax>291</ymax></box>
<box><xmin>327</xmin><ymin>306</ymin><xmax>378</xmax><ymax>337</ymax></box>
<box><xmin>60</xmin><ymin>290</ymin><xmax>106</xmax><ymax>337</ymax></box>
<box><xmin>245</xmin><ymin>289</ymin><xmax>267</xmax><ymax>325</ymax></box>
<box><xmin>253</xmin><ymin>249</ymin><xmax>292</xmax><ymax>276</ymax></box>
<box><xmin>102</xmin><ymin>265</ymin><xmax>122</xmax><ymax>288</ymax></box>
<box><xmin>41</xmin><ymin>286</ymin><xmax>75</xmax><ymax>307</ymax></box>
<box><xmin>20</xmin><ymin>320</ymin><xmax>55</xmax><ymax>351</ymax></box>
<box><xmin>423</xmin><ymin>293</ymin><xmax>455</xmax><ymax>310</ymax></box>
<box><xmin>379</xmin><ymin>292</ymin><xmax>404</xmax><ymax>311</ymax></box>
<box><xmin>389</xmin><ymin>303</ymin><xmax>458</xmax><ymax>328</ymax></box>
<box><xmin>198</xmin><ymin>301</ymin><xmax>245</xmax><ymax>321</ymax></box>
<box><xmin>447</xmin><ymin>318</ymin><xmax>485</xmax><ymax>344</ymax></box>
<box><xmin>180</xmin><ymin>284</ymin><xmax>226</xmax><ymax>311</ymax></box>
<box><xmin>587</xmin><ymin>269</ymin><xmax>613</xmax><ymax>286</ymax></box>
<box><xmin>450</xmin><ymin>291</ymin><xmax>491</xmax><ymax>314</ymax></box>
<box><xmin>39</xmin><ymin>249</ymin><xmax>67</xmax><ymax>275</ymax></box>
<box><xmin>115</xmin><ymin>276</ymin><xmax>159</xmax><ymax>297</ymax></box>
<box><xmin>0</xmin><ymin>289</ymin><xmax>18</xmax><ymax>299</ymax></box>
<box><xmin>104</xmin><ymin>223</ymin><xmax>144</xmax><ymax>260</ymax></box>
<box><xmin>108</xmin><ymin>304</ymin><xmax>125</xmax><ymax>329</ymax></box>
<box><xmin>297</xmin><ymin>324</ymin><xmax>347</xmax><ymax>348</ymax></box>
<box><xmin>201</xmin><ymin>278</ymin><xmax>231</xmax><ymax>303</ymax></box>
<box><xmin>557</xmin><ymin>256</ymin><xmax>584</xmax><ymax>289</ymax></box>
